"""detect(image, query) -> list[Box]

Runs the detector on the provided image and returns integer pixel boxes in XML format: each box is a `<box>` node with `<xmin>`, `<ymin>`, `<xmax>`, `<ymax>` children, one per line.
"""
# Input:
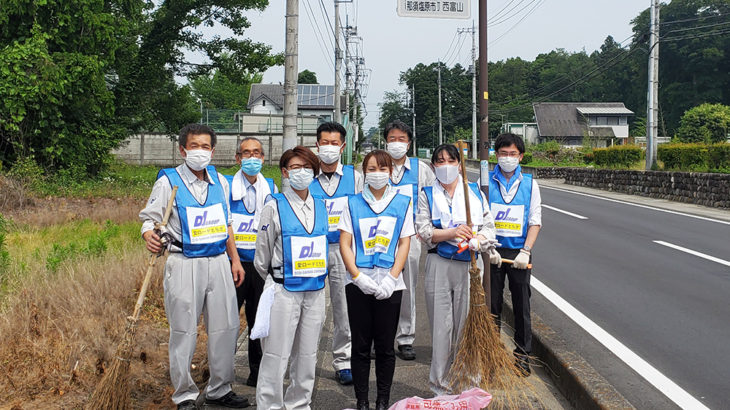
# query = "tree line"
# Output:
<box><xmin>378</xmin><ymin>0</ymin><xmax>730</xmax><ymax>149</ymax></box>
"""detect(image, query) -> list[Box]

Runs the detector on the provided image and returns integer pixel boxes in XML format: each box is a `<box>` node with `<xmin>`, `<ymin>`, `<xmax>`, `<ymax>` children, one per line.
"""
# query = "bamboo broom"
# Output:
<box><xmin>447</xmin><ymin>142</ymin><xmax>536</xmax><ymax>408</ymax></box>
<box><xmin>86</xmin><ymin>185</ymin><xmax>179</xmax><ymax>410</ymax></box>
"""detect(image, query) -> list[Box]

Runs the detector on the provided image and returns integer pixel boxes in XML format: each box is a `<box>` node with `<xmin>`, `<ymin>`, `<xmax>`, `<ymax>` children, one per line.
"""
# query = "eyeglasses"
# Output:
<box><xmin>238</xmin><ymin>149</ymin><xmax>263</xmax><ymax>158</ymax></box>
<box><xmin>497</xmin><ymin>151</ymin><xmax>521</xmax><ymax>157</ymax></box>
<box><xmin>287</xmin><ymin>164</ymin><xmax>313</xmax><ymax>171</ymax></box>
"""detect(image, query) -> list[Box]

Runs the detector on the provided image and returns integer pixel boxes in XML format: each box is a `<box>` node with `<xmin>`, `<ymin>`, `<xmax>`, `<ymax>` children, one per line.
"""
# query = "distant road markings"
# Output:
<box><xmin>653</xmin><ymin>240</ymin><xmax>730</xmax><ymax>267</ymax></box>
<box><xmin>542</xmin><ymin>185</ymin><xmax>730</xmax><ymax>226</ymax></box>
<box><xmin>531</xmin><ymin>276</ymin><xmax>710</xmax><ymax>410</ymax></box>
<box><xmin>542</xmin><ymin>204</ymin><xmax>588</xmax><ymax>219</ymax></box>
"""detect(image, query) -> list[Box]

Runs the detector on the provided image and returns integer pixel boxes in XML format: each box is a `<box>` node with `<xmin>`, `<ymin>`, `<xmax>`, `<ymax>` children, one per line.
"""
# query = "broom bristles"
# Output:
<box><xmin>448</xmin><ymin>267</ymin><xmax>540</xmax><ymax>409</ymax></box>
<box><xmin>85</xmin><ymin>320</ymin><xmax>137</xmax><ymax>410</ymax></box>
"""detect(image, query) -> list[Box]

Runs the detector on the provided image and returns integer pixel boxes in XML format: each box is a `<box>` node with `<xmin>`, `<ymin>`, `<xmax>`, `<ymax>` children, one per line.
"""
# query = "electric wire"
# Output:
<box><xmin>489</xmin><ymin>0</ymin><xmax>546</xmax><ymax>45</ymax></box>
<box><xmin>302</xmin><ymin>0</ymin><xmax>335</xmax><ymax>73</ymax></box>
<box><xmin>489</xmin><ymin>0</ymin><xmax>541</xmax><ymax>27</ymax></box>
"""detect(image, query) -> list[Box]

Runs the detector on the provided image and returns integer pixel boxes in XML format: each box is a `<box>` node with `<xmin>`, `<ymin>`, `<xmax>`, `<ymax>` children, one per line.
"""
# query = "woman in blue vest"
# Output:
<box><xmin>253</xmin><ymin>146</ymin><xmax>330</xmax><ymax>410</ymax></box>
<box><xmin>416</xmin><ymin>144</ymin><xmax>497</xmax><ymax>395</ymax></box>
<box><xmin>338</xmin><ymin>149</ymin><xmax>415</xmax><ymax>410</ymax></box>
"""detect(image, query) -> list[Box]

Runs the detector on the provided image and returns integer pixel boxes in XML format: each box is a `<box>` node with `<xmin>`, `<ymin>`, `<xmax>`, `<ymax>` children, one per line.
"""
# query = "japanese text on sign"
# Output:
<box><xmin>397</xmin><ymin>0</ymin><xmax>470</xmax><ymax>19</ymax></box>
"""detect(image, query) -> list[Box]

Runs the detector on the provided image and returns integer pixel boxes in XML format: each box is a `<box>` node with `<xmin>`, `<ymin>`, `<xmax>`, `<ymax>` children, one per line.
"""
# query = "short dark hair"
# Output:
<box><xmin>179</xmin><ymin>123</ymin><xmax>216</xmax><ymax>148</ymax></box>
<box><xmin>361</xmin><ymin>150</ymin><xmax>393</xmax><ymax>175</ymax></box>
<box><xmin>494</xmin><ymin>133</ymin><xmax>525</xmax><ymax>154</ymax></box>
<box><xmin>236</xmin><ymin>137</ymin><xmax>263</xmax><ymax>155</ymax></box>
<box><xmin>383</xmin><ymin>120</ymin><xmax>413</xmax><ymax>141</ymax></box>
<box><xmin>431</xmin><ymin>144</ymin><xmax>461</xmax><ymax>164</ymax></box>
<box><xmin>279</xmin><ymin>146</ymin><xmax>320</xmax><ymax>175</ymax></box>
<box><xmin>316</xmin><ymin>122</ymin><xmax>347</xmax><ymax>142</ymax></box>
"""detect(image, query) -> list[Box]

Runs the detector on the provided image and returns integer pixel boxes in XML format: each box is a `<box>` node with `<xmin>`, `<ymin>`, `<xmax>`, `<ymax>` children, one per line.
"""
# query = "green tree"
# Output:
<box><xmin>676</xmin><ymin>103</ymin><xmax>730</xmax><ymax>143</ymax></box>
<box><xmin>377</xmin><ymin>90</ymin><xmax>411</xmax><ymax>133</ymax></box>
<box><xmin>298</xmin><ymin>69</ymin><xmax>318</xmax><ymax>84</ymax></box>
<box><xmin>191</xmin><ymin>70</ymin><xmax>262</xmax><ymax>110</ymax></box>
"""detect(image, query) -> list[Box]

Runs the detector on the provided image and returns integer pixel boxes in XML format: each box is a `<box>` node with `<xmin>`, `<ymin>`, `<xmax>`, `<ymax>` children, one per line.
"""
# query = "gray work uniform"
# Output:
<box><xmin>416</xmin><ymin>179</ymin><xmax>496</xmax><ymax>395</ymax></box>
<box><xmin>314</xmin><ymin>163</ymin><xmax>363</xmax><ymax>372</ymax></box>
<box><xmin>253</xmin><ymin>190</ymin><xmax>327</xmax><ymax>410</ymax></box>
<box><xmin>139</xmin><ymin>164</ymin><xmax>238</xmax><ymax>404</ymax></box>
<box><xmin>391</xmin><ymin>158</ymin><xmax>435</xmax><ymax>347</ymax></box>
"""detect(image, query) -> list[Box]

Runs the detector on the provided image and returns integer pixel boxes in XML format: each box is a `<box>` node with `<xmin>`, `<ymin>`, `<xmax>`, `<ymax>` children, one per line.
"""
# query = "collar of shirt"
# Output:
<box><xmin>392</xmin><ymin>157</ymin><xmax>411</xmax><ymax>180</ymax></box>
<box><xmin>317</xmin><ymin>162</ymin><xmax>343</xmax><ymax>178</ymax></box>
<box><xmin>232</xmin><ymin>169</ymin><xmax>261</xmax><ymax>201</ymax></box>
<box><xmin>492</xmin><ymin>164</ymin><xmax>522</xmax><ymax>191</ymax></box>
<box><xmin>283</xmin><ymin>189</ymin><xmax>313</xmax><ymax>212</ymax></box>
<box><xmin>178</xmin><ymin>163</ymin><xmax>213</xmax><ymax>185</ymax></box>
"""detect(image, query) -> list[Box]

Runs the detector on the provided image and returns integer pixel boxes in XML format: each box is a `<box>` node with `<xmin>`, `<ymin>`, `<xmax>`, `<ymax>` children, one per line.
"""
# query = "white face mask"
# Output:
<box><xmin>387</xmin><ymin>142</ymin><xmax>409</xmax><ymax>159</ymax></box>
<box><xmin>365</xmin><ymin>172</ymin><xmax>390</xmax><ymax>190</ymax></box>
<box><xmin>184</xmin><ymin>149</ymin><xmax>212</xmax><ymax>171</ymax></box>
<box><xmin>317</xmin><ymin>145</ymin><xmax>341</xmax><ymax>165</ymax></box>
<box><xmin>288</xmin><ymin>168</ymin><xmax>314</xmax><ymax>190</ymax></box>
<box><xmin>498</xmin><ymin>156</ymin><xmax>520</xmax><ymax>173</ymax></box>
<box><xmin>435</xmin><ymin>164</ymin><xmax>460</xmax><ymax>184</ymax></box>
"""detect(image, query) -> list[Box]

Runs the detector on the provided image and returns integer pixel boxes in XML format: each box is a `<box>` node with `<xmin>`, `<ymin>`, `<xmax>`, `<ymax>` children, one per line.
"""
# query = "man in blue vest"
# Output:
<box><xmin>140</xmin><ymin>124</ymin><xmax>249</xmax><ymax>409</ymax></box>
<box><xmin>309</xmin><ymin>122</ymin><xmax>363</xmax><ymax>385</ymax></box>
<box><xmin>226</xmin><ymin>137</ymin><xmax>278</xmax><ymax>388</ymax></box>
<box><xmin>488</xmin><ymin>133</ymin><xmax>542</xmax><ymax>377</ymax></box>
<box><xmin>385</xmin><ymin>120</ymin><xmax>435</xmax><ymax>361</ymax></box>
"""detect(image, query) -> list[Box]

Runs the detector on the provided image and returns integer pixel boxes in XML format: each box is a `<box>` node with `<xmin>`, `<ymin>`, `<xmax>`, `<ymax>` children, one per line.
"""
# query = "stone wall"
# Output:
<box><xmin>113</xmin><ymin>132</ymin><xmax>317</xmax><ymax>167</ymax></box>
<box><xmin>465</xmin><ymin>160</ymin><xmax>730</xmax><ymax>208</ymax></box>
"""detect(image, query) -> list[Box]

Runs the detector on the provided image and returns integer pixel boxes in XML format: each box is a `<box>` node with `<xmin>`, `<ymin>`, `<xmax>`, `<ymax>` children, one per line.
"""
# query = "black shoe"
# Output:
<box><xmin>205</xmin><ymin>391</ymin><xmax>250</xmax><ymax>408</ymax></box>
<box><xmin>375</xmin><ymin>397</ymin><xmax>389</xmax><ymax>410</ymax></box>
<box><xmin>246</xmin><ymin>372</ymin><xmax>257</xmax><ymax>387</ymax></box>
<box><xmin>397</xmin><ymin>344</ymin><xmax>416</xmax><ymax>360</ymax></box>
<box><xmin>177</xmin><ymin>400</ymin><xmax>196</xmax><ymax>410</ymax></box>
<box><xmin>514</xmin><ymin>353</ymin><xmax>531</xmax><ymax>377</ymax></box>
<box><xmin>356</xmin><ymin>399</ymin><xmax>370</xmax><ymax>410</ymax></box>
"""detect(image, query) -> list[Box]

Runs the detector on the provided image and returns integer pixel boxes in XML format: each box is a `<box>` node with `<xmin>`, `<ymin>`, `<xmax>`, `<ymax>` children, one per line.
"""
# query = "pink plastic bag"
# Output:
<box><xmin>388</xmin><ymin>387</ymin><xmax>492</xmax><ymax>410</ymax></box>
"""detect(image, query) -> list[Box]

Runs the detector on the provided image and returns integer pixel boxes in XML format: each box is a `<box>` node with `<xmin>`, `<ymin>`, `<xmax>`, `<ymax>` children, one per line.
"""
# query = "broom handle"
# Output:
<box><xmin>501</xmin><ymin>258</ymin><xmax>533</xmax><ymax>269</ymax></box>
<box><xmin>457</xmin><ymin>141</ymin><xmax>478</xmax><ymax>271</ymax></box>
<box><xmin>130</xmin><ymin>185</ymin><xmax>179</xmax><ymax>322</ymax></box>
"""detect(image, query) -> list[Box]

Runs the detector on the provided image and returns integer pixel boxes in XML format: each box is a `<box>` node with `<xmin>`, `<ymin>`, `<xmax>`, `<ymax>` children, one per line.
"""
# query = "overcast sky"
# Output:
<box><xmin>238</xmin><ymin>1</ymin><xmax>650</xmax><ymax>129</ymax></box>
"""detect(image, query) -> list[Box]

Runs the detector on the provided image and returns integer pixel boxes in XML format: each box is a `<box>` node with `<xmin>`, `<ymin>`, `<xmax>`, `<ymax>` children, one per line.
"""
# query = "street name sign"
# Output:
<box><xmin>397</xmin><ymin>0</ymin><xmax>471</xmax><ymax>19</ymax></box>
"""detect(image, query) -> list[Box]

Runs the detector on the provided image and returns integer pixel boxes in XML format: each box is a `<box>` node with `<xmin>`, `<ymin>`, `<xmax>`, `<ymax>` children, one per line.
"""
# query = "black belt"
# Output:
<box><xmin>269</xmin><ymin>266</ymin><xmax>284</xmax><ymax>284</ymax></box>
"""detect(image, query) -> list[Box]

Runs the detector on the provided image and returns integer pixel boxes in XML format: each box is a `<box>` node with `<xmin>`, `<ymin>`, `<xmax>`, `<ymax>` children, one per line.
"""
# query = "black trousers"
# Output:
<box><xmin>346</xmin><ymin>283</ymin><xmax>402</xmax><ymax>402</ymax></box>
<box><xmin>235</xmin><ymin>261</ymin><xmax>264</xmax><ymax>377</ymax></box>
<box><xmin>490</xmin><ymin>248</ymin><xmax>532</xmax><ymax>355</ymax></box>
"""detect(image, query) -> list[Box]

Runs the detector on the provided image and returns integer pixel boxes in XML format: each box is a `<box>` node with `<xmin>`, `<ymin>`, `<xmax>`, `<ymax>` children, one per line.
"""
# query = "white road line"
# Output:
<box><xmin>653</xmin><ymin>240</ymin><xmax>730</xmax><ymax>267</ymax></box>
<box><xmin>542</xmin><ymin>204</ymin><xmax>588</xmax><ymax>219</ymax></box>
<box><xmin>542</xmin><ymin>185</ymin><xmax>730</xmax><ymax>226</ymax></box>
<box><xmin>531</xmin><ymin>276</ymin><xmax>709</xmax><ymax>410</ymax></box>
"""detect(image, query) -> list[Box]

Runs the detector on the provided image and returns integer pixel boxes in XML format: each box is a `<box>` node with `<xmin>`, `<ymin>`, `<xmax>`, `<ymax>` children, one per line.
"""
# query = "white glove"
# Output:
<box><xmin>488</xmin><ymin>248</ymin><xmax>502</xmax><ymax>268</ymax></box>
<box><xmin>375</xmin><ymin>273</ymin><xmax>399</xmax><ymax>300</ymax></box>
<box><xmin>352</xmin><ymin>273</ymin><xmax>379</xmax><ymax>295</ymax></box>
<box><xmin>468</xmin><ymin>238</ymin><xmax>480</xmax><ymax>252</ymax></box>
<box><xmin>513</xmin><ymin>249</ymin><xmax>531</xmax><ymax>269</ymax></box>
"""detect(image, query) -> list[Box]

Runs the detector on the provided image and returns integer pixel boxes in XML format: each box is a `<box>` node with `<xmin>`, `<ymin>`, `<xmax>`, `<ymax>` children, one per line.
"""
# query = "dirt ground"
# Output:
<box><xmin>1</xmin><ymin>191</ymin><xmax>247</xmax><ymax>409</ymax></box>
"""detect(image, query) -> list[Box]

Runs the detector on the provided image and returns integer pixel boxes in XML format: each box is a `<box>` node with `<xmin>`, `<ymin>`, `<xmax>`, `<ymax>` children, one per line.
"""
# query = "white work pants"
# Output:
<box><xmin>328</xmin><ymin>243</ymin><xmax>351</xmax><ymax>371</ymax></box>
<box><xmin>396</xmin><ymin>238</ymin><xmax>421</xmax><ymax>346</ymax></box>
<box><xmin>424</xmin><ymin>253</ymin><xmax>482</xmax><ymax>395</ymax></box>
<box><xmin>163</xmin><ymin>252</ymin><xmax>239</xmax><ymax>404</ymax></box>
<box><xmin>257</xmin><ymin>278</ymin><xmax>326</xmax><ymax>410</ymax></box>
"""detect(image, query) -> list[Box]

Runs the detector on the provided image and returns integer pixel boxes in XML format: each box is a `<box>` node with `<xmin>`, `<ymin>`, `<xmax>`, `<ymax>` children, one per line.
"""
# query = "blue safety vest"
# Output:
<box><xmin>273</xmin><ymin>193</ymin><xmax>329</xmax><ymax>292</ymax></box>
<box><xmin>489</xmin><ymin>170</ymin><xmax>533</xmax><ymax>249</ymax></box>
<box><xmin>158</xmin><ymin>166</ymin><xmax>229</xmax><ymax>258</ymax></box>
<box><xmin>423</xmin><ymin>183</ymin><xmax>484</xmax><ymax>262</ymax></box>
<box><xmin>224</xmin><ymin>174</ymin><xmax>275</xmax><ymax>262</ymax></box>
<box><xmin>390</xmin><ymin>157</ymin><xmax>420</xmax><ymax>217</ymax></box>
<box><xmin>349</xmin><ymin>193</ymin><xmax>410</xmax><ymax>269</ymax></box>
<box><xmin>309</xmin><ymin>165</ymin><xmax>357</xmax><ymax>244</ymax></box>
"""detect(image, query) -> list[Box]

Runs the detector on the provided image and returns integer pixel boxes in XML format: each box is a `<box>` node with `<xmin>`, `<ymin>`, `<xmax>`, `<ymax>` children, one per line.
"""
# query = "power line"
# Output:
<box><xmin>662</xmin><ymin>19</ymin><xmax>730</xmax><ymax>35</ymax></box>
<box><xmin>489</xmin><ymin>0</ymin><xmax>540</xmax><ymax>27</ymax></box>
<box><xmin>661</xmin><ymin>27</ymin><xmax>730</xmax><ymax>42</ymax></box>
<box><xmin>661</xmin><ymin>11</ymin><xmax>730</xmax><ymax>26</ymax></box>
<box><xmin>488</xmin><ymin>0</ymin><xmax>520</xmax><ymax>23</ymax></box>
<box><xmin>489</xmin><ymin>0</ymin><xmax>546</xmax><ymax>45</ymax></box>
<box><xmin>302</xmin><ymin>0</ymin><xmax>335</xmax><ymax>73</ymax></box>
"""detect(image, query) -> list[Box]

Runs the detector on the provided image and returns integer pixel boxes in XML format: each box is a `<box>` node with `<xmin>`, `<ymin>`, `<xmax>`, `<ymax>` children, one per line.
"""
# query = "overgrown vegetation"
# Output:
<box><xmin>593</xmin><ymin>145</ymin><xmax>644</xmax><ymax>168</ymax></box>
<box><xmin>658</xmin><ymin>142</ymin><xmax>730</xmax><ymax>172</ymax></box>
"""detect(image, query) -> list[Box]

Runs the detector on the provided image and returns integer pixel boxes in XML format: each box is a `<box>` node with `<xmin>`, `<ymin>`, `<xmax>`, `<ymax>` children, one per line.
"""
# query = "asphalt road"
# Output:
<box><xmin>467</xmin><ymin>170</ymin><xmax>730</xmax><ymax>409</ymax></box>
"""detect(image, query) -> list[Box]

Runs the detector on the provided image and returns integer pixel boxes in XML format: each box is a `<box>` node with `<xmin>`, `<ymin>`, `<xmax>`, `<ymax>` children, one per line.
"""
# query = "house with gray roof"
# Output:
<box><xmin>532</xmin><ymin>102</ymin><xmax>634</xmax><ymax>147</ymax></box>
<box><xmin>247</xmin><ymin>83</ymin><xmax>337</xmax><ymax>121</ymax></box>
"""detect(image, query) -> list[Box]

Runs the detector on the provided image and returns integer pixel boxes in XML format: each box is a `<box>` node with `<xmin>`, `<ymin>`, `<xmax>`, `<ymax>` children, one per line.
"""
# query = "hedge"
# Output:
<box><xmin>593</xmin><ymin>145</ymin><xmax>643</xmax><ymax>168</ymax></box>
<box><xmin>659</xmin><ymin>142</ymin><xmax>730</xmax><ymax>171</ymax></box>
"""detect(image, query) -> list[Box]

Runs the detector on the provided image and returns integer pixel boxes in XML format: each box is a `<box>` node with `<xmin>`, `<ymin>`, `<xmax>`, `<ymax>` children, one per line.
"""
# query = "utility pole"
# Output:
<box><xmin>646</xmin><ymin>0</ymin><xmax>660</xmax><ymax>170</ymax></box>
<box><xmin>436</xmin><ymin>61</ymin><xmax>443</xmax><ymax>145</ymax></box>
<box><xmin>334</xmin><ymin>0</ymin><xmax>341</xmax><ymax>123</ymax></box>
<box><xmin>283</xmin><ymin>0</ymin><xmax>299</xmax><ymax>156</ymax></box>
<box><xmin>412</xmin><ymin>84</ymin><xmax>417</xmax><ymax>157</ymax></box>
<box><xmin>459</xmin><ymin>23</ymin><xmax>477</xmax><ymax>159</ymax></box>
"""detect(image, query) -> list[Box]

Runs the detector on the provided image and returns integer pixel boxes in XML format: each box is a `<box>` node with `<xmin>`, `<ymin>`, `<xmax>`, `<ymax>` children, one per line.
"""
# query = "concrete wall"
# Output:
<box><xmin>112</xmin><ymin>132</ymin><xmax>317</xmax><ymax>167</ymax></box>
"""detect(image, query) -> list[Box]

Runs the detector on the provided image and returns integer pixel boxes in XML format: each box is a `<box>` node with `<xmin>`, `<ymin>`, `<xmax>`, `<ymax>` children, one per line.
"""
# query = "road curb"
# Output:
<box><xmin>502</xmin><ymin>297</ymin><xmax>635</xmax><ymax>409</ymax></box>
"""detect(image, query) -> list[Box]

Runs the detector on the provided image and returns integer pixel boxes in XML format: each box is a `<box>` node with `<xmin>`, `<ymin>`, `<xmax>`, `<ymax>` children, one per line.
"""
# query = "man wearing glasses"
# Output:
<box><xmin>487</xmin><ymin>133</ymin><xmax>542</xmax><ymax>377</ymax></box>
<box><xmin>226</xmin><ymin>137</ymin><xmax>278</xmax><ymax>387</ymax></box>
